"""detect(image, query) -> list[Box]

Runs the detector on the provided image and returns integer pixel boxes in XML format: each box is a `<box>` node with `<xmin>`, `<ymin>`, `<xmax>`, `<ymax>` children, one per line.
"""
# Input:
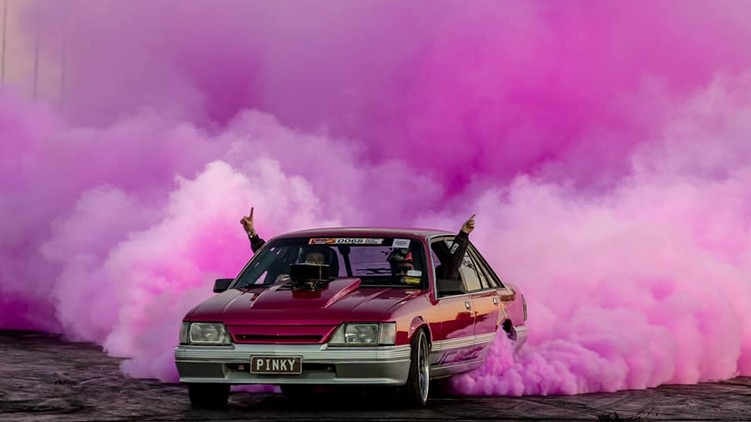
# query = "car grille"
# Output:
<box><xmin>227</xmin><ymin>325</ymin><xmax>336</xmax><ymax>344</ymax></box>
<box><xmin>234</xmin><ymin>334</ymin><xmax>324</xmax><ymax>344</ymax></box>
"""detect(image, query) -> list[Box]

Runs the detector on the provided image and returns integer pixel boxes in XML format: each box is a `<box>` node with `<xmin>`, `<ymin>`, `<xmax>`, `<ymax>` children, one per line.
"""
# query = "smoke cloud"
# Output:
<box><xmin>2</xmin><ymin>0</ymin><xmax>751</xmax><ymax>393</ymax></box>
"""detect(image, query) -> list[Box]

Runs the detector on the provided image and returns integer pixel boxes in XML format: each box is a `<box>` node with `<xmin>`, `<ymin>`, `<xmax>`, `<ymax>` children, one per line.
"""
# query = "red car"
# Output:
<box><xmin>175</xmin><ymin>228</ymin><xmax>527</xmax><ymax>408</ymax></box>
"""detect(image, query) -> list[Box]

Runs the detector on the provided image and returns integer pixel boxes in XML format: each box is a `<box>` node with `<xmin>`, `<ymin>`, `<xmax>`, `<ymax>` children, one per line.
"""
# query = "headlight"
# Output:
<box><xmin>186</xmin><ymin>322</ymin><xmax>231</xmax><ymax>345</ymax></box>
<box><xmin>328</xmin><ymin>322</ymin><xmax>396</xmax><ymax>346</ymax></box>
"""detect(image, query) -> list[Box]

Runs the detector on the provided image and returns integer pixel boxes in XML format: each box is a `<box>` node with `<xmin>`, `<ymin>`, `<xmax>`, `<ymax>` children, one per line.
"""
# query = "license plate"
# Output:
<box><xmin>250</xmin><ymin>356</ymin><xmax>303</xmax><ymax>374</ymax></box>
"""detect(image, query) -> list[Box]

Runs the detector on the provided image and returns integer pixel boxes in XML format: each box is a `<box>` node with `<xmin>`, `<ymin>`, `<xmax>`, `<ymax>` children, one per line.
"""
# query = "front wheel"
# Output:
<box><xmin>401</xmin><ymin>329</ymin><xmax>430</xmax><ymax>407</ymax></box>
<box><xmin>187</xmin><ymin>383</ymin><xmax>230</xmax><ymax>409</ymax></box>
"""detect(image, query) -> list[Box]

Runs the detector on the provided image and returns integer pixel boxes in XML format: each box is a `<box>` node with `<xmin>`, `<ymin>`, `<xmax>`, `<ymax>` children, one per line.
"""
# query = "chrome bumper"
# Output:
<box><xmin>515</xmin><ymin>325</ymin><xmax>528</xmax><ymax>350</ymax></box>
<box><xmin>175</xmin><ymin>343</ymin><xmax>411</xmax><ymax>385</ymax></box>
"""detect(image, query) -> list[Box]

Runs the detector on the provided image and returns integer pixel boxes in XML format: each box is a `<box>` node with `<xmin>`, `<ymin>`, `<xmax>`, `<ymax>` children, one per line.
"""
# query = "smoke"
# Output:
<box><xmin>444</xmin><ymin>73</ymin><xmax>751</xmax><ymax>394</ymax></box>
<box><xmin>2</xmin><ymin>0</ymin><xmax>751</xmax><ymax>393</ymax></box>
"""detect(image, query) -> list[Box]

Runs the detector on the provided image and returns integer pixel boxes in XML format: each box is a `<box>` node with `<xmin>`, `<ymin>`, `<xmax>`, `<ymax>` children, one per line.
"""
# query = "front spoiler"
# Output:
<box><xmin>175</xmin><ymin>343</ymin><xmax>411</xmax><ymax>385</ymax></box>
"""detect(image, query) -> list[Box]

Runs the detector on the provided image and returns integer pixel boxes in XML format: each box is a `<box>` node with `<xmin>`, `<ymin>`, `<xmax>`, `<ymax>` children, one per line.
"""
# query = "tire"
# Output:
<box><xmin>187</xmin><ymin>383</ymin><xmax>230</xmax><ymax>409</ymax></box>
<box><xmin>401</xmin><ymin>329</ymin><xmax>430</xmax><ymax>407</ymax></box>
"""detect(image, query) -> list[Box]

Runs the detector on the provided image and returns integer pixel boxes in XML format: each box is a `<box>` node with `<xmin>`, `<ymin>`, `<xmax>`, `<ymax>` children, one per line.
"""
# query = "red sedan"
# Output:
<box><xmin>175</xmin><ymin>228</ymin><xmax>527</xmax><ymax>408</ymax></box>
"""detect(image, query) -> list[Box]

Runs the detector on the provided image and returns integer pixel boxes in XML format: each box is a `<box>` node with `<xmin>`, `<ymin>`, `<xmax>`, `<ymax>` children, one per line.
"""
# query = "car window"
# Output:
<box><xmin>469</xmin><ymin>245</ymin><xmax>505</xmax><ymax>288</ymax></box>
<box><xmin>239</xmin><ymin>245</ymin><xmax>291</xmax><ymax>286</ymax></box>
<box><xmin>234</xmin><ymin>237</ymin><xmax>428</xmax><ymax>289</ymax></box>
<box><xmin>346</xmin><ymin>243</ymin><xmax>427</xmax><ymax>288</ymax></box>
<box><xmin>467</xmin><ymin>247</ymin><xmax>495</xmax><ymax>288</ymax></box>
<box><xmin>430</xmin><ymin>238</ymin><xmax>467</xmax><ymax>297</ymax></box>
<box><xmin>459</xmin><ymin>254</ymin><xmax>483</xmax><ymax>292</ymax></box>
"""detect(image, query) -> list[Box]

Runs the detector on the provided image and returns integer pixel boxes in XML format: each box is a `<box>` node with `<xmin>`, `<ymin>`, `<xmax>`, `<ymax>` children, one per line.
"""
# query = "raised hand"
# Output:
<box><xmin>240</xmin><ymin>207</ymin><xmax>256</xmax><ymax>236</ymax></box>
<box><xmin>461</xmin><ymin>214</ymin><xmax>475</xmax><ymax>234</ymax></box>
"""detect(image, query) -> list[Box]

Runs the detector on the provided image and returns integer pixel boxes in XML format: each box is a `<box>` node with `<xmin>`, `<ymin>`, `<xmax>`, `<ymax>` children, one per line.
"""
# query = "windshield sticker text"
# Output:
<box><xmin>392</xmin><ymin>238</ymin><xmax>411</xmax><ymax>248</ymax></box>
<box><xmin>309</xmin><ymin>238</ymin><xmax>384</xmax><ymax>245</ymax></box>
<box><xmin>403</xmin><ymin>276</ymin><xmax>421</xmax><ymax>285</ymax></box>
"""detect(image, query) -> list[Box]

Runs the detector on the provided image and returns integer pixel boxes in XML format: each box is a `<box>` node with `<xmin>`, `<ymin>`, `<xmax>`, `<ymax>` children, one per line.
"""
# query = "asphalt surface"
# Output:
<box><xmin>1</xmin><ymin>331</ymin><xmax>750</xmax><ymax>421</ymax></box>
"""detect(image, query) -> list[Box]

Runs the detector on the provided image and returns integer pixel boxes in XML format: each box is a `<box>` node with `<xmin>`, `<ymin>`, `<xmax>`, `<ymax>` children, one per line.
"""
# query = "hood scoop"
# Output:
<box><xmin>251</xmin><ymin>277</ymin><xmax>362</xmax><ymax>310</ymax></box>
<box><xmin>286</xmin><ymin>263</ymin><xmax>332</xmax><ymax>292</ymax></box>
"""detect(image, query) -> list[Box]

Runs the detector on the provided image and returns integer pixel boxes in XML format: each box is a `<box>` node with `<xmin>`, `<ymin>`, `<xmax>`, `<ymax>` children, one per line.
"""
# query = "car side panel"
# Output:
<box><xmin>501</xmin><ymin>284</ymin><xmax>526</xmax><ymax>327</ymax></box>
<box><xmin>471</xmin><ymin>290</ymin><xmax>501</xmax><ymax>337</ymax></box>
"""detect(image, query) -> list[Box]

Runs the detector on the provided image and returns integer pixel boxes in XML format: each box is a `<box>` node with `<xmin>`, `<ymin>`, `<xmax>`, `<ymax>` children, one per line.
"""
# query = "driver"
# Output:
<box><xmin>387</xmin><ymin>248</ymin><xmax>415</xmax><ymax>276</ymax></box>
<box><xmin>297</xmin><ymin>245</ymin><xmax>335</xmax><ymax>266</ymax></box>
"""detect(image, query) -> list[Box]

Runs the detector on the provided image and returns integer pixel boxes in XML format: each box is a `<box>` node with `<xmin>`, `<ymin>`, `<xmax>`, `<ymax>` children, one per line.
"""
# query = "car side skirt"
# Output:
<box><xmin>428</xmin><ymin>332</ymin><xmax>496</xmax><ymax>378</ymax></box>
<box><xmin>428</xmin><ymin>327</ymin><xmax>528</xmax><ymax>379</ymax></box>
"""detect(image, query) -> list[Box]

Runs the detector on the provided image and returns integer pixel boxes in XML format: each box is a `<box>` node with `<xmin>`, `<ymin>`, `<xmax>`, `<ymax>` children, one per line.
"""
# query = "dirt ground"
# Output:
<box><xmin>1</xmin><ymin>331</ymin><xmax>750</xmax><ymax>421</ymax></box>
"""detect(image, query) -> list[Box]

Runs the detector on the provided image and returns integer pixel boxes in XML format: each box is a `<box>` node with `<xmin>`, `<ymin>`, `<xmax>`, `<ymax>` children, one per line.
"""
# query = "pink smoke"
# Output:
<box><xmin>2</xmin><ymin>0</ymin><xmax>751</xmax><ymax>393</ymax></box>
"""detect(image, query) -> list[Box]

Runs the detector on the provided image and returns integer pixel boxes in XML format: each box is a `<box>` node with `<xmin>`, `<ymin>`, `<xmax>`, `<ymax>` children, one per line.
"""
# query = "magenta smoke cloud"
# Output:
<box><xmin>2</xmin><ymin>0</ymin><xmax>751</xmax><ymax>394</ymax></box>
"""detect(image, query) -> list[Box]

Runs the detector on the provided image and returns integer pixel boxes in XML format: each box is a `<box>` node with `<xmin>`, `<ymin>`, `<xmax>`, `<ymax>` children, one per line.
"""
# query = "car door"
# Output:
<box><xmin>458</xmin><ymin>249</ymin><xmax>501</xmax><ymax>346</ymax></box>
<box><xmin>436</xmin><ymin>293</ymin><xmax>475</xmax><ymax>341</ymax></box>
<box><xmin>430</xmin><ymin>239</ymin><xmax>476</xmax><ymax>368</ymax></box>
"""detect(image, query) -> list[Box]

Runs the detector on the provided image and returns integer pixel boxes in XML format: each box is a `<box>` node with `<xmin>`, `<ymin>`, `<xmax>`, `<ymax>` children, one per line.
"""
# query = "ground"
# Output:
<box><xmin>1</xmin><ymin>331</ymin><xmax>750</xmax><ymax>421</ymax></box>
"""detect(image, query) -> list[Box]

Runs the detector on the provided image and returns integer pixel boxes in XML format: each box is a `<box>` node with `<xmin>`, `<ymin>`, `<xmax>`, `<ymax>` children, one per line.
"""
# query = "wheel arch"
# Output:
<box><xmin>501</xmin><ymin>318</ymin><xmax>517</xmax><ymax>341</ymax></box>
<box><xmin>408</xmin><ymin>316</ymin><xmax>432</xmax><ymax>346</ymax></box>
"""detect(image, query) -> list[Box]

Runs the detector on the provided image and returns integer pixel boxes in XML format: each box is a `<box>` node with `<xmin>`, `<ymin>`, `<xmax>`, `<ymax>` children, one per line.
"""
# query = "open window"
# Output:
<box><xmin>432</xmin><ymin>238</ymin><xmax>466</xmax><ymax>297</ymax></box>
<box><xmin>432</xmin><ymin>238</ymin><xmax>495</xmax><ymax>297</ymax></box>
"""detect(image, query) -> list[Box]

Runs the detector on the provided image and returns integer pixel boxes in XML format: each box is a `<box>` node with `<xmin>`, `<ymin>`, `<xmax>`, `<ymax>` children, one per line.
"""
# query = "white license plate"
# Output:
<box><xmin>250</xmin><ymin>356</ymin><xmax>303</xmax><ymax>374</ymax></box>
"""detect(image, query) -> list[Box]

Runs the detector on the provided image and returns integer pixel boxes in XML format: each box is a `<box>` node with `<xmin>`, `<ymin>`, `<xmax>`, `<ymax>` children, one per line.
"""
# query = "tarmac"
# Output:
<box><xmin>1</xmin><ymin>331</ymin><xmax>750</xmax><ymax>421</ymax></box>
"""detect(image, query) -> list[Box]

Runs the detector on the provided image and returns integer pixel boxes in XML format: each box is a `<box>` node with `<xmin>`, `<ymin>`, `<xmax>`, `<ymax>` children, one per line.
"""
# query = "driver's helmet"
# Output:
<box><xmin>298</xmin><ymin>245</ymin><xmax>339</xmax><ymax>275</ymax></box>
<box><xmin>387</xmin><ymin>248</ymin><xmax>415</xmax><ymax>275</ymax></box>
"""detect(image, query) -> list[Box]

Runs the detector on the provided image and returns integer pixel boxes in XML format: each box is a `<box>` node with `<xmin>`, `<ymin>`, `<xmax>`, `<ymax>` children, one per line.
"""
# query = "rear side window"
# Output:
<box><xmin>468</xmin><ymin>245</ymin><xmax>505</xmax><ymax>288</ymax></box>
<box><xmin>458</xmin><ymin>254</ymin><xmax>483</xmax><ymax>292</ymax></box>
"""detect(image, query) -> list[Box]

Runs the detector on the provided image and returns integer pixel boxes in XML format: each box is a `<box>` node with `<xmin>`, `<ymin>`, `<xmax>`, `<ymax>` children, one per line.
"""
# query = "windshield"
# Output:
<box><xmin>234</xmin><ymin>236</ymin><xmax>428</xmax><ymax>289</ymax></box>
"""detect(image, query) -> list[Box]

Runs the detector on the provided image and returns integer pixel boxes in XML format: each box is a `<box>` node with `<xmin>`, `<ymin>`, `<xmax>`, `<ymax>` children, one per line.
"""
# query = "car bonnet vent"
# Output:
<box><xmin>288</xmin><ymin>263</ymin><xmax>331</xmax><ymax>291</ymax></box>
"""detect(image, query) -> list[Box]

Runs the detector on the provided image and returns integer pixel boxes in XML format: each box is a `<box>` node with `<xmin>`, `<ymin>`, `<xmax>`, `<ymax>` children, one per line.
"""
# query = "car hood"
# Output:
<box><xmin>187</xmin><ymin>278</ymin><xmax>425</xmax><ymax>324</ymax></box>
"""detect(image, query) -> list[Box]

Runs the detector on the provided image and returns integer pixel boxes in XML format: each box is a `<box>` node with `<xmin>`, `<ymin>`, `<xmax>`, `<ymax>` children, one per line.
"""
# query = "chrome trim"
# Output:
<box><xmin>430</xmin><ymin>358</ymin><xmax>484</xmax><ymax>379</ymax></box>
<box><xmin>428</xmin><ymin>332</ymin><xmax>497</xmax><ymax>379</ymax></box>
<box><xmin>175</xmin><ymin>343</ymin><xmax>412</xmax><ymax>386</ymax></box>
<box><xmin>178</xmin><ymin>375</ymin><xmax>407</xmax><ymax>385</ymax></box>
<box><xmin>515</xmin><ymin>325</ymin><xmax>528</xmax><ymax>337</ymax></box>
<box><xmin>431</xmin><ymin>332</ymin><xmax>496</xmax><ymax>352</ymax></box>
<box><xmin>514</xmin><ymin>325</ymin><xmax>528</xmax><ymax>349</ymax></box>
<box><xmin>175</xmin><ymin>343</ymin><xmax>411</xmax><ymax>362</ymax></box>
<box><xmin>429</xmin><ymin>336</ymin><xmax>494</xmax><ymax>379</ymax></box>
<box><xmin>476</xmin><ymin>332</ymin><xmax>497</xmax><ymax>344</ymax></box>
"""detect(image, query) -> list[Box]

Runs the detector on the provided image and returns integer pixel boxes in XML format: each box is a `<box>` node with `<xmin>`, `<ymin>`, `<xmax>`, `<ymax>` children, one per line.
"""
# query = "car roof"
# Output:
<box><xmin>272</xmin><ymin>227</ymin><xmax>455</xmax><ymax>240</ymax></box>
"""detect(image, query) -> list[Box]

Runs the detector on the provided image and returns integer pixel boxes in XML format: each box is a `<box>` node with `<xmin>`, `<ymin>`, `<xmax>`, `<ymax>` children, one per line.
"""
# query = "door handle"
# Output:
<box><xmin>492</xmin><ymin>296</ymin><xmax>499</xmax><ymax>305</ymax></box>
<box><xmin>464</xmin><ymin>300</ymin><xmax>472</xmax><ymax>310</ymax></box>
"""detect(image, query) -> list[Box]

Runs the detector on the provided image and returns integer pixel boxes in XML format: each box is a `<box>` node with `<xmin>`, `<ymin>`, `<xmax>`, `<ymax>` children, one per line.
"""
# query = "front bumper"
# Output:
<box><xmin>175</xmin><ymin>343</ymin><xmax>411</xmax><ymax>385</ymax></box>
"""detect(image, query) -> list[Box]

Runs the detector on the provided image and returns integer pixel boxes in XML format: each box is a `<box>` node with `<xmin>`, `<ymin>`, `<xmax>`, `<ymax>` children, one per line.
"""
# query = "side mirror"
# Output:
<box><xmin>213</xmin><ymin>278</ymin><xmax>233</xmax><ymax>293</ymax></box>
